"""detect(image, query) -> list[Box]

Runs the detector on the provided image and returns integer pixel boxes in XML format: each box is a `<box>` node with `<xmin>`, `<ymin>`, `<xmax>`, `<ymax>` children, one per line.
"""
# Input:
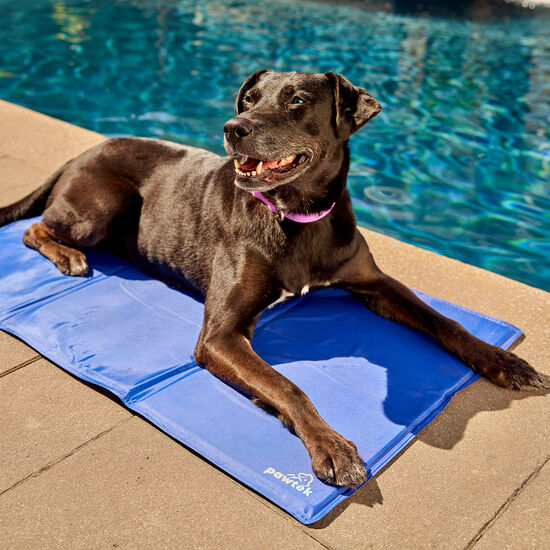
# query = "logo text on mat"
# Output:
<box><xmin>263</xmin><ymin>468</ymin><xmax>314</xmax><ymax>496</ymax></box>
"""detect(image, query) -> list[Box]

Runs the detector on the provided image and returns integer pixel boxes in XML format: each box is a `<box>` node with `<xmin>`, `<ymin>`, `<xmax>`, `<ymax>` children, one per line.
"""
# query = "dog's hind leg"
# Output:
<box><xmin>22</xmin><ymin>161</ymin><xmax>139</xmax><ymax>276</ymax></box>
<box><xmin>23</xmin><ymin>221</ymin><xmax>90</xmax><ymax>276</ymax></box>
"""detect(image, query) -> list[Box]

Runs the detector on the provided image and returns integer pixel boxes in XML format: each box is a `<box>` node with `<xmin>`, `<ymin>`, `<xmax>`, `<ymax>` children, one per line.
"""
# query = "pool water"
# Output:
<box><xmin>1</xmin><ymin>0</ymin><xmax>549</xmax><ymax>291</ymax></box>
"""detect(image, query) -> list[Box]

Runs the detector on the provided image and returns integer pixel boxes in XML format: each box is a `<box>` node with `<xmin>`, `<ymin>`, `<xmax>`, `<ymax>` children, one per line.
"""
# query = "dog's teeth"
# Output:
<box><xmin>235</xmin><ymin>167</ymin><xmax>256</xmax><ymax>177</ymax></box>
<box><xmin>234</xmin><ymin>159</ymin><xmax>241</xmax><ymax>169</ymax></box>
<box><xmin>256</xmin><ymin>161</ymin><xmax>263</xmax><ymax>175</ymax></box>
<box><xmin>279</xmin><ymin>154</ymin><xmax>296</xmax><ymax>166</ymax></box>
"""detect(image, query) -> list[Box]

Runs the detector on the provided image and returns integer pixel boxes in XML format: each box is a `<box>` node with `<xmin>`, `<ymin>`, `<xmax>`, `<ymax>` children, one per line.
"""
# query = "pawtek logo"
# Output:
<box><xmin>263</xmin><ymin>467</ymin><xmax>314</xmax><ymax>497</ymax></box>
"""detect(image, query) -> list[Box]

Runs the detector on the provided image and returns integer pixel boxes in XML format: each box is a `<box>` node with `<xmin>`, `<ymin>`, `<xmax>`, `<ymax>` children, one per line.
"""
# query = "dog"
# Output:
<box><xmin>0</xmin><ymin>70</ymin><xmax>542</xmax><ymax>488</ymax></box>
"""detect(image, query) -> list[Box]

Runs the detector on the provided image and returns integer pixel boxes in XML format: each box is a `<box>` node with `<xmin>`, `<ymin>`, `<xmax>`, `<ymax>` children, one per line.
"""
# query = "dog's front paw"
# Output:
<box><xmin>478</xmin><ymin>347</ymin><xmax>542</xmax><ymax>390</ymax></box>
<box><xmin>309</xmin><ymin>431</ymin><xmax>366</xmax><ymax>488</ymax></box>
<box><xmin>54</xmin><ymin>249</ymin><xmax>89</xmax><ymax>277</ymax></box>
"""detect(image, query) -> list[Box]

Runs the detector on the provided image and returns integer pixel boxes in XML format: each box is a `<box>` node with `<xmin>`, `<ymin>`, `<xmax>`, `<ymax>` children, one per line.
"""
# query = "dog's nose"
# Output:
<box><xmin>223</xmin><ymin>118</ymin><xmax>253</xmax><ymax>141</ymax></box>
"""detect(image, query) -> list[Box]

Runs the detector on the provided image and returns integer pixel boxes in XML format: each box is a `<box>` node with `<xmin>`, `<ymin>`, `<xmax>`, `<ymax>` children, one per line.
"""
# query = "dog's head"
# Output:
<box><xmin>223</xmin><ymin>70</ymin><xmax>381</xmax><ymax>193</ymax></box>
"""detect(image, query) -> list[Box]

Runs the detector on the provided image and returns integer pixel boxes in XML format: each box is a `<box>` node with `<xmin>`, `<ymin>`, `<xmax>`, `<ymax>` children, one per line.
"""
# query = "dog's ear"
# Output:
<box><xmin>325</xmin><ymin>72</ymin><xmax>381</xmax><ymax>138</ymax></box>
<box><xmin>235</xmin><ymin>69</ymin><xmax>270</xmax><ymax>115</ymax></box>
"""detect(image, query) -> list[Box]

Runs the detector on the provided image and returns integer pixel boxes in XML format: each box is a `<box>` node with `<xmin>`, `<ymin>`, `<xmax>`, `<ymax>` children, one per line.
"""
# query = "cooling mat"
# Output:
<box><xmin>0</xmin><ymin>218</ymin><xmax>521</xmax><ymax>523</ymax></box>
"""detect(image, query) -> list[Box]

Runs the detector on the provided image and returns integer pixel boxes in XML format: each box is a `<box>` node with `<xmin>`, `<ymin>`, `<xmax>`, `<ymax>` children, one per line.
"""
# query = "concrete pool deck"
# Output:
<box><xmin>0</xmin><ymin>99</ymin><xmax>548</xmax><ymax>549</ymax></box>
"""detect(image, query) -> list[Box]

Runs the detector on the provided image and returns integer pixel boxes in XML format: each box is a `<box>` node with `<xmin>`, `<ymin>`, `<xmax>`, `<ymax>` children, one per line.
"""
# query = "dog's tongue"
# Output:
<box><xmin>239</xmin><ymin>155</ymin><xmax>296</xmax><ymax>172</ymax></box>
<box><xmin>240</xmin><ymin>158</ymin><xmax>259</xmax><ymax>170</ymax></box>
<box><xmin>239</xmin><ymin>158</ymin><xmax>279</xmax><ymax>171</ymax></box>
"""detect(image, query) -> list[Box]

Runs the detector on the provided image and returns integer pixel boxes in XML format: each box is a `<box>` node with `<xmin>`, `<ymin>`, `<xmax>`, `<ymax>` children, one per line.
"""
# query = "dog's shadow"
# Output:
<box><xmin>252</xmin><ymin>291</ymin><xmax>548</xmax><ymax>433</ymax></box>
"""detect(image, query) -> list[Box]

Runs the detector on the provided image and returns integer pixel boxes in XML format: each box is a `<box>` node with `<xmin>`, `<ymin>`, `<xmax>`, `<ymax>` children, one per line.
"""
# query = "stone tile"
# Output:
<box><xmin>0</xmin><ymin>415</ymin><xmax>324</xmax><ymax>550</ymax></box>
<box><xmin>0</xmin><ymin>99</ymin><xmax>105</xmax><ymax>169</ymax></box>
<box><xmin>0</xmin><ymin>330</ymin><xmax>39</xmax><ymax>375</ymax></box>
<box><xmin>474</xmin><ymin>459</ymin><xmax>550</xmax><ymax>549</ymax></box>
<box><xmin>22</xmin><ymin>139</ymin><xmax>107</xmax><ymax>174</ymax></box>
<box><xmin>0</xmin><ymin>359</ymin><xmax>131</xmax><ymax>493</ymax></box>
<box><xmin>0</xmin><ymin>155</ymin><xmax>50</xmax><ymax>206</ymax></box>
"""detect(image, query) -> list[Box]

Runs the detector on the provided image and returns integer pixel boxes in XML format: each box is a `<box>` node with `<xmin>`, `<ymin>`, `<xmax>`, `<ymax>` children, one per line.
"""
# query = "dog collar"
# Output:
<box><xmin>252</xmin><ymin>192</ymin><xmax>335</xmax><ymax>223</ymax></box>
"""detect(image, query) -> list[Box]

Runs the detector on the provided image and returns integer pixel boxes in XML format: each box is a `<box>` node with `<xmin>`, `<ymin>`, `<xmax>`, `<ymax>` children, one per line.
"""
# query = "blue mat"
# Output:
<box><xmin>0</xmin><ymin>218</ymin><xmax>521</xmax><ymax>524</ymax></box>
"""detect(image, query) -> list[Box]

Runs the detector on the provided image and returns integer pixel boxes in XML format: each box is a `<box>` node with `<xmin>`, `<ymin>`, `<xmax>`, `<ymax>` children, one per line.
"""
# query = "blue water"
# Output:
<box><xmin>1</xmin><ymin>0</ymin><xmax>549</xmax><ymax>291</ymax></box>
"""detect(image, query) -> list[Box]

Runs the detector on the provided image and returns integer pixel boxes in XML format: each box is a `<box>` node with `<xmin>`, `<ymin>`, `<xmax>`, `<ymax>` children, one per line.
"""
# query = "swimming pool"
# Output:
<box><xmin>1</xmin><ymin>0</ymin><xmax>549</xmax><ymax>291</ymax></box>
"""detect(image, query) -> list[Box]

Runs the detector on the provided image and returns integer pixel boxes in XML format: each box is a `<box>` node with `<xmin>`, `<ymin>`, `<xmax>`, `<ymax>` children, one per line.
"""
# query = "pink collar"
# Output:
<box><xmin>252</xmin><ymin>192</ymin><xmax>335</xmax><ymax>223</ymax></box>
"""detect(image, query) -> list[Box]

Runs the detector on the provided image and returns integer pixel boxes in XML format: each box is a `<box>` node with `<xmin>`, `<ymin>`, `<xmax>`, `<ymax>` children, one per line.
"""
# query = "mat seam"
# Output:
<box><xmin>0</xmin><ymin>417</ymin><xmax>132</xmax><ymax>498</ymax></box>
<box><xmin>464</xmin><ymin>452</ymin><xmax>550</xmax><ymax>549</ymax></box>
<box><xmin>0</xmin><ymin>354</ymin><xmax>41</xmax><ymax>378</ymax></box>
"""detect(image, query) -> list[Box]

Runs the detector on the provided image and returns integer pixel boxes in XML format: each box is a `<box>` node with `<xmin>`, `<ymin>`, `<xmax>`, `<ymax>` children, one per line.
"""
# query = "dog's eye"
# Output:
<box><xmin>291</xmin><ymin>96</ymin><xmax>305</xmax><ymax>105</ymax></box>
<box><xmin>243</xmin><ymin>94</ymin><xmax>253</xmax><ymax>103</ymax></box>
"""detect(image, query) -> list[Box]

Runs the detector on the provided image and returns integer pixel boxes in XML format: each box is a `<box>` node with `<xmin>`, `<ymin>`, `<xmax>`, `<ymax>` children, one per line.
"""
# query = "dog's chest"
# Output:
<box><xmin>267</xmin><ymin>282</ymin><xmax>332</xmax><ymax>309</ymax></box>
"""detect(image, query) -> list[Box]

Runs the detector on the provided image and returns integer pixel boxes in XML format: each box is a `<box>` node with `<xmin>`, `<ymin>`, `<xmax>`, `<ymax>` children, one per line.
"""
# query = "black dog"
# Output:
<box><xmin>0</xmin><ymin>70</ymin><xmax>542</xmax><ymax>487</ymax></box>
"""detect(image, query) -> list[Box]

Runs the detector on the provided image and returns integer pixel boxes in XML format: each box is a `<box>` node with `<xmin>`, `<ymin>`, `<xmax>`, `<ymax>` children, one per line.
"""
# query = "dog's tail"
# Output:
<box><xmin>0</xmin><ymin>165</ymin><xmax>64</xmax><ymax>227</ymax></box>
